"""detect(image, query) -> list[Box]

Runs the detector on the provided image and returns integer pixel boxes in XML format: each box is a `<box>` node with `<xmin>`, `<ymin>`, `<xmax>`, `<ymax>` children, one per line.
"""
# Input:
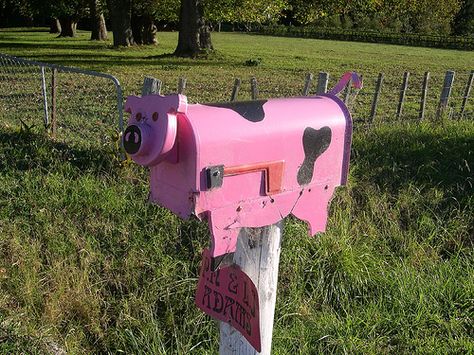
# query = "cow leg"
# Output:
<box><xmin>291</xmin><ymin>184</ymin><xmax>336</xmax><ymax>235</ymax></box>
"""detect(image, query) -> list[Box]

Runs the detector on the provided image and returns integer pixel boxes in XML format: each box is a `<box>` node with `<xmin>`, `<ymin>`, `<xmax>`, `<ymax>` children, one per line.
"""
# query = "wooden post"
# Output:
<box><xmin>460</xmin><ymin>70</ymin><xmax>474</xmax><ymax>118</ymax></box>
<box><xmin>316</xmin><ymin>72</ymin><xmax>329</xmax><ymax>94</ymax></box>
<box><xmin>396</xmin><ymin>72</ymin><xmax>410</xmax><ymax>120</ymax></box>
<box><xmin>302</xmin><ymin>73</ymin><xmax>313</xmax><ymax>96</ymax></box>
<box><xmin>436</xmin><ymin>70</ymin><xmax>455</xmax><ymax>120</ymax></box>
<box><xmin>251</xmin><ymin>77</ymin><xmax>258</xmax><ymax>100</ymax></box>
<box><xmin>343</xmin><ymin>78</ymin><xmax>352</xmax><ymax>104</ymax></box>
<box><xmin>142</xmin><ymin>76</ymin><xmax>162</xmax><ymax>96</ymax></box>
<box><xmin>178</xmin><ymin>77</ymin><xmax>187</xmax><ymax>94</ymax></box>
<box><xmin>51</xmin><ymin>68</ymin><xmax>57</xmax><ymax>137</ymax></box>
<box><xmin>419</xmin><ymin>72</ymin><xmax>430</xmax><ymax>121</ymax></box>
<box><xmin>40</xmin><ymin>66</ymin><xmax>49</xmax><ymax>128</ymax></box>
<box><xmin>369</xmin><ymin>73</ymin><xmax>384</xmax><ymax>124</ymax></box>
<box><xmin>219</xmin><ymin>222</ymin><xmax>283</xmax><ymax>355</ymax></box>
<box><xmin>231</xmin><ymin>78</ymin><xmax>241</xmax><ymax>102</ymax></box>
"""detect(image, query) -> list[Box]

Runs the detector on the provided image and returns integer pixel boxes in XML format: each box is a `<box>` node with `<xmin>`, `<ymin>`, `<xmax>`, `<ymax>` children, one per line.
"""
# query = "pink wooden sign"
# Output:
<box><xmin>195</xmin><ymin>249</ymin><xmax>261</xmax><ymax>352</ymax></box>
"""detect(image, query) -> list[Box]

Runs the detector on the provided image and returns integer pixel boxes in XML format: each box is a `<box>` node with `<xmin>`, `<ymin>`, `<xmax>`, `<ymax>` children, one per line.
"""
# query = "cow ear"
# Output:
<box><xmin>165</xmin><ymin>94</ymin><xmax>188</xmax><ymax>113</ymax></box>
<box><xmin>174</xmin><ymin>94</ymin><xmax>188</xmax><ymax>114</ymax></box>
<box><xmin>125</xmin><ymin>95</ymin><xmax>141</xmax><ymax>114</ymax></box>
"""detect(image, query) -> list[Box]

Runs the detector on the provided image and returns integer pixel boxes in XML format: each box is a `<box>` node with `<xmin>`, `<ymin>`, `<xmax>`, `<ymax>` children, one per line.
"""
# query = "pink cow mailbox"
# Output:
<box><xmin>123</xmin><ymin>72</ymin><xmax>361</xmax><ymax>264</ymax></box>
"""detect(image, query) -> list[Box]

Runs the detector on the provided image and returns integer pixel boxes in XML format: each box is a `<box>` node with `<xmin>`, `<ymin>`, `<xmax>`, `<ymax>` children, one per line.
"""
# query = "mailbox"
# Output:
<box><xmin>123</xmin><ymin>72</ymin><xmax>361</xmax><ymax>261</ymax></box>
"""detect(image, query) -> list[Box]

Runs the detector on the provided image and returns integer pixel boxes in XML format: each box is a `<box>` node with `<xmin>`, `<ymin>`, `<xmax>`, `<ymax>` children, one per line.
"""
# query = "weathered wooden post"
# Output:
<box><xmin>369</xmin><ymin>73</ymin><xmax>384</xmax><ymax>124</ymax></box>
<box><xmin>302</xmin><ymin>73</ymin><xmax>313</xmax><ymax>96</ymax></box>
<box><xmin>316</xmin><ymin>72</ymin><xmax>329</xmax><ymax>94</ymax></box>
<box><xmin>251</xmin><ymin>77</ymin><xmax>259</xmax><ymax>100</ymax></box>
<box><xmin>219</xmin><ymin>223</ymin><xmax>282</xmax><ymax>354</ymax></box>
<box><xmin>343</xmin><ymin>78</ymin><xmax>352</xmax><ymax>104</ymax></box>
<box><xmin>436</xmin><ymin>70</ymin><xmax>455</xmax><ymax>120</ymax></box>
<box><xmin>124</xmin><ymin>72</ymin><xmax>362</xmax><ymax>354</ymax></box>
<box><xmin>396</xmin><ymin>72</ymin><xmax>410</xmax><ymax>120</ymax></box>
<box><xmin>460</xmin><ymin>70</ymin><xmax>474</xmax><ymax>118</ymax></box>
<box><xmin>419</xmin><ymin>72</ymin><xmax>430</xmax><ymax>121</ymax></box>
<box><xmin>231</xmin><ymin>78</ymin><xmax>241</xmax><ymax>102</ymax></box>
<box><xmin>142</xmin><ymin>76</ymin><xmax>162</xmax><ymax>96</ymax></box>
<box><xmin>178</xmin><ymin>77</ymin><xmax>187</xmax><ymax>94</ymax></box>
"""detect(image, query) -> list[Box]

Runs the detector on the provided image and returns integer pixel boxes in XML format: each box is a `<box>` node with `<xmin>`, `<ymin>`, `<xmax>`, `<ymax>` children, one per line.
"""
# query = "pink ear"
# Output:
<box><xmin>165</xmin><ymin>94</ymin><xmax>188</xmax><ymax>114</ymax></box>
<box><xmin>125</xmin><ymin>95</ymin><xmax>141</xmax><ymax>114</ymax></box>
<box><xmin>176</xmin><ymin>94</ymin><xmax>188</xmax><ymax>114</ymax></box>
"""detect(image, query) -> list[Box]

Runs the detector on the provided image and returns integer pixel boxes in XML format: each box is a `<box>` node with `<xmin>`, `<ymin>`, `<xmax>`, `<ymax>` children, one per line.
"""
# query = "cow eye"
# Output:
<box><xmin>152</xmin><ymin>112</ymin><xmax>159</xmax><ymax>121</ymax></box>
<box><xmin>135</xmin><ymin>112</ymin><xmax>142</xmax><ymax>121</ymax></box>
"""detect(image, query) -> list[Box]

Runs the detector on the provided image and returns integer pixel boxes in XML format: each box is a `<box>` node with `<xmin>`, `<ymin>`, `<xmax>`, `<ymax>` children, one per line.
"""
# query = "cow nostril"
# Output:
<box><xmin>123</xmin><ymin>125</ymin><xmax>142</xmax><ymax>155</ymax></box>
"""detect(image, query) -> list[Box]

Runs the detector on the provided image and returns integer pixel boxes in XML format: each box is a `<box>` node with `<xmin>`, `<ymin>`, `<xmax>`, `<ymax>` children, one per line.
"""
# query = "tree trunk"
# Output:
<box><xmin>58</xmin><ymin>17</ymin><xmax>77</xmax><ymax>37</ymax></box>
<box><xmin>107</xmin><ymin>0</ymin><xmax>134</xmax><ymax>47</ymax></box>
<box><xmin>90</xmin><ymin>0</ymin><xmax>108</xmax><ymax>40</ymax></box>
<box><xmin>50</xmin><ymin>18</ymin><xmax>61</xmax><ymax>34</ymax></box>
<box><xmin>132</xmin><ymin>15</ymin><xmax>157</xmax><ymax>45</ymax></box>
<box><xmin>142</xmin><ymin>16</ymin><xmax>158</xmax><ymax>45</ymax></box>
<box><xmin>131</xmin><ymin>15</ymin><xmax>143</xmax><ymax>44</ymax></box>
<box><xmin>199</xmin><ymin>19</ymin><xmax>213</xmax><ymax>50</ymax></box>
<box><xmin>175</xmin><ymin>0</ymin><xmax>212</xmax><ymax>56</ymax></box>
<box><xmin>174</xmin><ymin>0</ymin><xmax>201</xmax><ymax>57</ymax></box>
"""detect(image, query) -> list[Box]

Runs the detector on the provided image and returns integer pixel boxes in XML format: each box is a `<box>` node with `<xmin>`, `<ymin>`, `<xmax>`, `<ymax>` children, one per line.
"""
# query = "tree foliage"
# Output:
<box><xmin>2</xmin><ymin>0</ymin><xmax>471</xmax><ymax>38</ymax></box>
<box><xmin>287</xmin><ymin>0</ymin><xmax>462</xmax><ymax>35</ymax></box>
<box><xmin>454</xmin><ymin>0</ymin><xmax>474</xmax><ymax>35</ymax></box>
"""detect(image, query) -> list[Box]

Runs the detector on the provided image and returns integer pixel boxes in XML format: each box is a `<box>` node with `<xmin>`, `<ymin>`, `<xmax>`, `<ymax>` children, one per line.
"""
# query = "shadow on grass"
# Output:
<box><xmin>0</xmin><ymin>129</ymin><xmax>119</xmax><ymax>176</ymax></box>
<box><xmin>352</xmin><ymin>122</ymin><xmax>474</xmax><ymax>206</ymax></box>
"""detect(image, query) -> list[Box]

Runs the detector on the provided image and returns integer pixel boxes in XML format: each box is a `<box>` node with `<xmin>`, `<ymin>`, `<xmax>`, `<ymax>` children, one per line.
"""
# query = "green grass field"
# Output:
<box><xmin>0</xmin><ymin>29</ymin><xmax>473</xmax><ymax>354</ymax></box>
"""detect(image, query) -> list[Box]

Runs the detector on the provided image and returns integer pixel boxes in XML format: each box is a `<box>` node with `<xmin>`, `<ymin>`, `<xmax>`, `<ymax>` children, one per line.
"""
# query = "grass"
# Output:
<box><xmin>0</xmin><ymin>29</ymin><xmax>473</xmax><ymax>353</ymax></box>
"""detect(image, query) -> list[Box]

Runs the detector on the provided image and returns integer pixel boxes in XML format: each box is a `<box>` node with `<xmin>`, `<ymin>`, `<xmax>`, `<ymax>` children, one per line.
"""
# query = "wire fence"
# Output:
<box><xmin>0</xmin><ymin>53</ymin><xmax>123</xmax><ymax>149</ymax></box>
<box><xmin>0</xmin><ymin>53</ymin><xmax>472</xmax><ymax>154</ymax></box>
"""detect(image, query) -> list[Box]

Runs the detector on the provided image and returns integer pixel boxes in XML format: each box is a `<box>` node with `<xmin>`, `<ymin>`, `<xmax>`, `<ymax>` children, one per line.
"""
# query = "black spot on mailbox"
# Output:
<box><xmin>297</xmin><ymin>126</ymin><xmax>332</xmax><ymax>185</ymax></box>
<box><xmin>205</xmin><ymin>100</ymin><xmax>268</xmax><ymax>122</ymax></box>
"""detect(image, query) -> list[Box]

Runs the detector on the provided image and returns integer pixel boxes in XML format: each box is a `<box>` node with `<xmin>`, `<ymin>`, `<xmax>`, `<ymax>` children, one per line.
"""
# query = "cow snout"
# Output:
<box><xmin>123</xmin><ymin>125</ymin><xmax>142</xmax><ymax>155</ymax></box>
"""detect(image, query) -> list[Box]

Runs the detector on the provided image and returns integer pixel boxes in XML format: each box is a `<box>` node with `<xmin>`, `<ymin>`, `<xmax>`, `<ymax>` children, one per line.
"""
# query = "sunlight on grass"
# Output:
<box><xmin>0</xmin><ymin>29</ymin><xmax>473</xmax><ymax>353</ymax></box>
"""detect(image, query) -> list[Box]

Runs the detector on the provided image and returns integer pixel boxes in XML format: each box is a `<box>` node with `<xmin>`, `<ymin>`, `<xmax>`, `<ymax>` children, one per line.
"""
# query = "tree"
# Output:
<box><xmin>90</xmin><ymin>0</ymin><xmax>108</xmax><ymax>40</ymax></box>
<box><xmin>132</xmin><ymin>0</ymin><xmax>159</xmax><ymax>45</ymax></box>
<box><xmin>50</xmin><ymin>0</ymin><xmax>88</xmax><ymax>37</ymax></box>
<box><xmin>454</xmin><ymin>0</ymin><xmax>474</xmax><ymax>35</ymax></box>
<box><xmin>204</xmin><ymin>0</ymin><xmax>287</xmax><ymax>29</ymax></box>
<box><xmin>50</xmin><ymin>18</ymin><xmax>61</xmax><ymax>33</ymax></box>
<box><xmin>107</xmin><ymin>0</ymin><xmax>134</xmax><ymax>46</ymax></box>
<box><xmin>174</xmin><ymin>0</ymin><xmax>212</xmax><ymax>57</ymax></box>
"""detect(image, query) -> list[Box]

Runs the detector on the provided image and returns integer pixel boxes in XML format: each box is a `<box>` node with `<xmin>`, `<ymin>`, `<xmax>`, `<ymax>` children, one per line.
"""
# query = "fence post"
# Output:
<box><xmin>419</xmin><ymin>72</ymin><xmax>430</xmax><ymax>121</ymax></box>
<box><xmin>369</xmin><ymin>73</ymin><xmax>384</xmax><ymax>124</ymax></box>
<box><xmin>436</xmin><ymin>70</ymin><xmax>455</xmax><ymax>120</ymax></box>
<box><xmin>460</xmin><ymin>70</ymin><xmax>474</xmax><ymax>118</ymax></box>
<box><xmin>51</xmin><ymin>68</ymin><xmax>57</xmax><ymax>136</ymax></box>
<box><xmin>142</xmin><ymin>76</ymin><xmax>162</xmax><ymax>96</ymax></box>
<box><xmin>343</xmin><ymin>78</ymin><xmax>352</xmax><ymax>104</ymax></box>
<box><xmin>231</xmin><ymin>78</ymin><xmax>241</xmax><ymax>101</ymax></box>
<box><xmin>316</xmin><ymin>72</ymin><xmax>329</xmax><ymax>94</ymax></box>
<box><xmin>40</xmin><ymin>66</ymin><xmax>49</xmax><ymax>128</ymax></box>
<box><xmin>396</xmin><ymin>72</ymin><xmax>410</xmax><ymax>120</ymax></box>
<box><xmin>302</xmin><ymin>73</ymin><xmax>313</xmax><ymax>96</ymax></box>
<box><xmin>251</xmin><ymin>77</ymin><xmax>258</xmax><ymax>100</ymax></box>
<box><xmin>219</xmin><ymin>222</ymin><xmax>283</xmax><ymax>355</ymax></box>
<box><xmin>178</xmin><ymin>77</ymin><xmax>187</xmax><ymax>94</ymax></box>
